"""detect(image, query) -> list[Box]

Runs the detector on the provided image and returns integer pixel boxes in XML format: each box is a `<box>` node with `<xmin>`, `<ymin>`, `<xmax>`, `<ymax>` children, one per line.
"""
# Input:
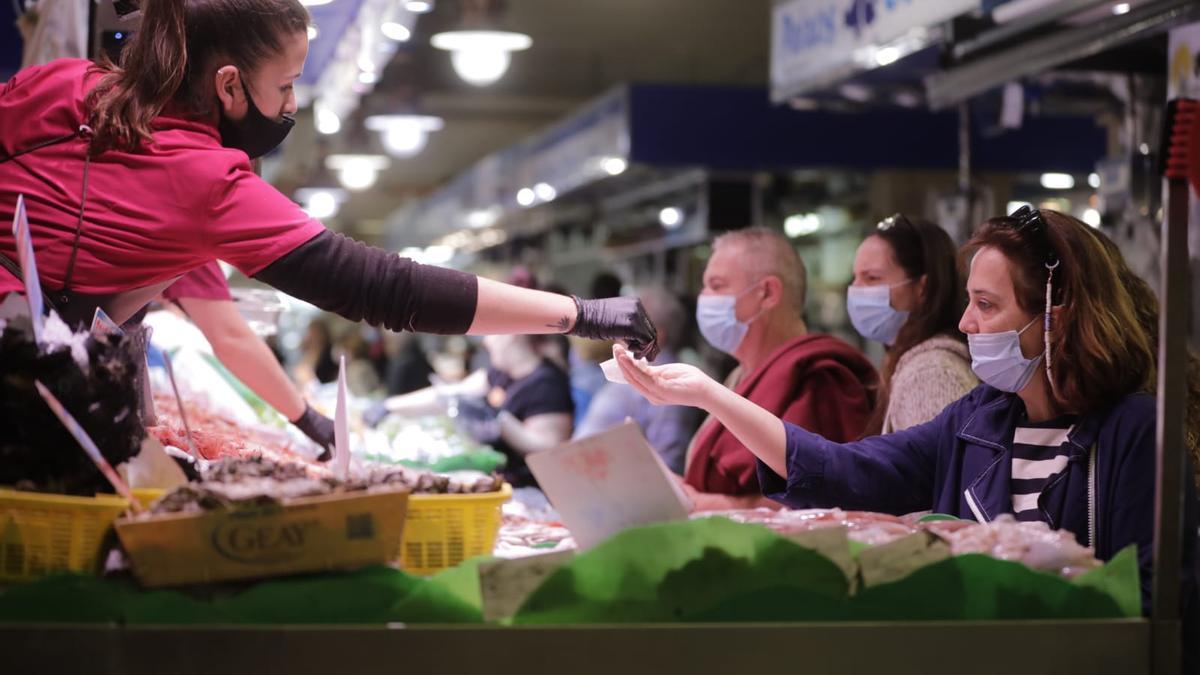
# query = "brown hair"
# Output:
<box><xmin>964</xmin><ymin>210</ymin><xmax>1154</xmax><ymax>413</ymax></box>
<box><xmin>861</xmin><ymin>214</ymin><xmax>966</xmax><ymax>436</ymax></box>
<box><xmin>86</xmin><ymin>0</ymin><xmax>309</xmax><ymax>155</ymax></box>
<box><xmin>1094</xmin><ymin>230</ymin><xmax>1200</xmax><ymax>487</ymax></box>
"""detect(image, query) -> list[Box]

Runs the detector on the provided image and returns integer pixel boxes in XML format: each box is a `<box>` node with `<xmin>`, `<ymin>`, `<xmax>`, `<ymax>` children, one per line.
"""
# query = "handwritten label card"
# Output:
<box><xmin>12</xmin><ymin>195</ymin><xmax>43</xmax><ymax>343</ymax></box>
<box><xmin>527</xmin><ymin>421</ymin><xmax>690</xmax><ymax>549</ymax></box>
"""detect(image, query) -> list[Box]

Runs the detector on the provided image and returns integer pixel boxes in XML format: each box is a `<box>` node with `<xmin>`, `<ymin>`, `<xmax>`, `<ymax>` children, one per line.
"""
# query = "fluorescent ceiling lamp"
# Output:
<box><xmin>1112</xmin><ymin>3</ymin><xmax>1131</xmax><ymax>15</ymax></box>
<box><xmin>1088</xmin><ymin>172</ymin><xmax>1101</xmax><ymax>188</ymax></box>
<box><xmin>783</xmin><ymin>213</ymin><xmax>821</xmax><ymax>238</ymax></box>
<box><xmin>381</xmin><ymin>22</ymin><xmax>411</xmax><ymax>42</ymax></box>
<box><xmin>658</xmin><ymin>207</ymin><xmax>683</xmax><ymax>228</ymax></box>
<box><xmin>366</xmin><ymin>114</ymin><xmax>445</xmax><ymax>157</ymax></box>
<box><xmin>405</xmin><ymin>0</ymin><xmax>433</xmax><ymax>13</ymax></box>
<box><xmin>516</xmin><ymin>187</ymin><xmax>535</xmax><ymax>207</ymax></box>
<box><xmin>533</xmin><ymin>182</ymin><xmax>556</xmax><ymax>202</ymax></box>
<box><xmin>315</xmin><ymin>105</ymin><xmax>341</xmax><ymax>135</ymax></box>
<box><xmin>431</xmin><ymin>30</ymin><xmax>532</xmax><ymax>86</ymax></box>
<box><xmin>300</xmin><ymin>0</ymin><xmax>332</xmax><ymax>6</ymax></box>
<box><xmin>467</xmin><ymin>208</ymin><xmax>499</xmax><ymax>229</ymax></box>
<box><xmin>307</xmin><ymin>24</ymin><xmax>318</xmax><ymax>40</ymax></box>
<box><xmin>294</xmin><ymin>187</ymin><xmax>347</xmax><ymax>220</ymax></box>
<box><xmin>1082</xmin><ymin>208</ymin><xmax>1101</xmax><ymax>227</ymax></box>
<box><xmin>1039</xmin><ymin>173</ymin><xmax>1075</xmax><ymax>190</ymax></box>
<box><xmin>325</xmin><ymin>154</ymin><xmax>390</xmax><ymax>191</ymax></box>
<box><xmin>873</xmin><ymin>46</ymin><xmax>902</xmax><ymax>67</ymax></box>
<box><xmin>601</xmin><ymin>156</ymin><xmax>627</xmax><ymax>176</ymax></box>
<box><xmin>423</xmin><ymin>245</ymin><xmax>454</xmax><ymax>265</ymax></box>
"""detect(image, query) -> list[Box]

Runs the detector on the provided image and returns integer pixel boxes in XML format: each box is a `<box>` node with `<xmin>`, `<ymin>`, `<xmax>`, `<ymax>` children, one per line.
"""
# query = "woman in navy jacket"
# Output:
<box><xmin>616</xmin><ymin>208</ymin><xmax>1197</xmax><ymax>621</ymax></box>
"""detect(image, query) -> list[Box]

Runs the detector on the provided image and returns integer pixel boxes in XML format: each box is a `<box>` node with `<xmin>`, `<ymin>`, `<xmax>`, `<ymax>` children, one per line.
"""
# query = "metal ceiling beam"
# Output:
<box><xmin>950</xmin><ymin>0</ymin><xmax>1110</xmax><ymax>61</ymax></box>
<box><xmin>926</xmin><ymin>0</ymin><xmax>1200</xmax><ymax>110</ymax></box>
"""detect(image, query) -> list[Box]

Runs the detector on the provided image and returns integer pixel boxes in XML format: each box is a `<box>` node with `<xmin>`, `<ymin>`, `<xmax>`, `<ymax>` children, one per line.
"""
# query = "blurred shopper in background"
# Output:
<box><xmin>567</xmin><ymin>271</ymin><xmax>626</xmax><ymax>425</ymax></box>
<box><xmin>683</xmin><ymin>227</ymin><xmax>878</xmax><ymax>510</ymax></box>
<box><xmin>381</xmin><ymin>331</ymin><xmax>435</xmax><ymax>397</ymax></box>
<box><xmin>573</xmin><ymin>286</ymin><xmax>700</xmax><ymax>474</ymax></box>
<box><xmin>848</xmin><ymin>214</ymin><xmax>977</xmax><ymax>435</ymax></box>
<box><xmin>336</xmin><ymin>329</ymin><xmax>381</xmax><ymax>397</ymax></box>
<box><xmin>294</xmin><ymin>318</ymin><xmax>338</xmax><ymax>387</ymax></box>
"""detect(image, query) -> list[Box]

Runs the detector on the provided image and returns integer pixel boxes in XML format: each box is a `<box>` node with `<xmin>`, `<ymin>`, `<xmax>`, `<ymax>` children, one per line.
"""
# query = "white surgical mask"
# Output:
<box><xmin>846</xmin><ymin>280</ymin><xmax>911</xmax><ymax>345</ymax></box>
<box><xmin>967</xmin><ymin>316</ymin><xmax>1041</xmax><ymax>393</ymax></box>
<box><xmin>696</xmin><ymin>282</ymin><xmax>764</xmax><ymax>355</ymax></box>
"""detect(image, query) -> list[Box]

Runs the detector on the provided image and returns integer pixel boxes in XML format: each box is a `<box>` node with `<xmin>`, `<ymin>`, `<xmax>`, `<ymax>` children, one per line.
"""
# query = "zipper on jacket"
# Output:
<box><xmin>1087</xmin><ymin>443</ymin><xmax>1097</xmax><ymax>549</ymax></box>
<box><xmin>964</xmin><ymin>488</ymin><xmax>988</xmax><ymax>523</ymax></box>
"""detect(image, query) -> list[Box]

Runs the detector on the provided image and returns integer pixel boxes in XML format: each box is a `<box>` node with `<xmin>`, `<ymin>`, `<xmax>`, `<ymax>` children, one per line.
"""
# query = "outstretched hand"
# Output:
<box><xmin>613</xmin><ymin>343</ymin><xmax>717</xmax><ymax>409</ymax></box>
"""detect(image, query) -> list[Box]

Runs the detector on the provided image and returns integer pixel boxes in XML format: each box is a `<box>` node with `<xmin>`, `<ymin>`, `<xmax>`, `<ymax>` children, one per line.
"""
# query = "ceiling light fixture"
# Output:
<box><xmin>381</xmin><ymin>22</ymin><xmax>411</xmax><ymax>42</ymax></box>
<box><xmin>601</xmin><ymin>157</ymin><xmax>627</xmax><ymax>176</ymax></box>
<box><xmin>431</xmin><ymin>30</ymin><xmax>532</xmax><ymax>86</ymax></box>
<box><xmin>294</xmin><ymin>187</ymin><xmax>348</xmax><ymax>220</ymax></box>
<box><xmin>315</xmin><ymin>105</ymin><xmax>341</xmax><ymax>135</ymax></box>
<box><xmin>1039</xmin><ymin>173</ymin><xmax>1075</xmax><ymax>190</ymax></box>
<box><xmin>783</xmin><ymin>213</ymin><xmax>821</xmax><ymax>238</ymax></box>
<box><xmin>325</xmin><ymin>155</ymin><xmax>390</xmax><ymax>191</ymax></box>
<box><xmin>365</xmin><ymin>115</ymin><xmax>445</xmax><ymax>158</ymax></box>
<box><xmin>405</xmin><ymin>0</ymin><xmax>433</xmax><ymax>13</ymax></box>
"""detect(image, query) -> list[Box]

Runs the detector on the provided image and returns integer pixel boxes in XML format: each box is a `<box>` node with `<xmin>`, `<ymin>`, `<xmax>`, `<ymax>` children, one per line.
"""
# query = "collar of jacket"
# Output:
<box><xmin>954</xmin><ymin>386</ymin><xmax>1104</xmax><ymax>456</ymax></box>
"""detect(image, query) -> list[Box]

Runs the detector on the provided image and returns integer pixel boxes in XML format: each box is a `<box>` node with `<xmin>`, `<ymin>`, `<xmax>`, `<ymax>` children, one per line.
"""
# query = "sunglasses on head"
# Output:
<box><xmin>877</xmin><ymin>213</ymin><xmax>913</xmax><ymax>232</ymax></box>
<box><xmin>1009</xmin><ymin>205</ymin><xmax>1059</xmax><ymax>268</ymax></box>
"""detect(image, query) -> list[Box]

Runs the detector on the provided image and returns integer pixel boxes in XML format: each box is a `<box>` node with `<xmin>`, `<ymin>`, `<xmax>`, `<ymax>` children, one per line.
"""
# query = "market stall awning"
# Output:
<box><xmin>387</xmin><ymin>82</ymin><xmax>1106</xmax><ymax>250</ymax></box>
<box><xmin>925</xmin><ymin>0</ymin><xmax>1200</xmax><ymax>109</ymax></box>
<box><xmin>770</xmin><ymin>0</ymin><xmax>981</xmax><ymax>103</ymax></box>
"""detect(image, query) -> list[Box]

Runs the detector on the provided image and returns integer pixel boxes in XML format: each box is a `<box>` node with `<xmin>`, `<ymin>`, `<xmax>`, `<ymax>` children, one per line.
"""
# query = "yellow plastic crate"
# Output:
<box><xmin>0</xmin><ymin>488</ymin><xmax>130</xmax><ymax>582</ymax></box>
<box><xmin>400</xmin><ymin>484</ymin><xmax>511</xmax><ymax>575</ymax></box>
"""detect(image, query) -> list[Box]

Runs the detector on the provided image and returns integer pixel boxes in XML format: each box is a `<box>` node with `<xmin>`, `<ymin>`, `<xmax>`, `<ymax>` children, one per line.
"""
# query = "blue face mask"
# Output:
<box><xmin>846</xmin><ymin>281</ymin><xmax>911</xmax><ymax>346</ymax></box>
<box><xmin>968</xmin><ymin>316</ymin><xmax>1042</xmax><ymax>393</ymax></box>
<box><xmin>696</xmin><ymin>283</ymin><xmax>764</xmax><ymax>355</ymax></box>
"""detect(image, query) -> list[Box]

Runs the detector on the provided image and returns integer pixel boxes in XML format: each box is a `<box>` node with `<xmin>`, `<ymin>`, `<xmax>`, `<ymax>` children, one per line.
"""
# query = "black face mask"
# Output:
<box><xmin>217</xmin><ymin>78</ymin><xmax>295</xmax><ymax>160</ymax></box>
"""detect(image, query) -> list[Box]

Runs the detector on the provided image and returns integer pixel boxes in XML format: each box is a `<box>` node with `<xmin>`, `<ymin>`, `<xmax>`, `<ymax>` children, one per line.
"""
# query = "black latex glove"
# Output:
<box><xmin>363</xmin><ymin>401</ymin><xmax>391</xmax><ymax>429</ymax></box>
<box><xmin>568</xmin><ymin>295</ymin><xmax>660</xmax><ymax>361</ymax></box>
<box><xmin>450</xmin><ymin>397</ymin><xmax>502</xmax><ymax>445</ymax></box>
<box><xmin>292</xmin><ymin>404</ymin><xmax>335</xmax><ymax>462</ymax></box>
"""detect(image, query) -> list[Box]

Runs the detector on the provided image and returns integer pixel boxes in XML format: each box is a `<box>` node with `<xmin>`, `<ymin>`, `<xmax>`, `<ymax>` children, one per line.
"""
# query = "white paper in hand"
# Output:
<box><xmin>12</xmin><ymin>195</ymin><xmax>44</xmax><ymax>344</ymax></box>
<box><xmin>334</xmin><ymin>354</ymin><xmax>350</xmax><ymax>480</ymax></box>
<box><xmin>599</xmin><ymin>344</ymin><xmax>648</xmax><ymax>384</ymax></box>
<box><xmin>527</xmin><ymin>421</ymin><xmax>690</xmax><ymax>549</ymax></box>
<box><xmin>599</xmin><ymin>358</ymin><xmax>626</xmax><ymax>384</ymax></box>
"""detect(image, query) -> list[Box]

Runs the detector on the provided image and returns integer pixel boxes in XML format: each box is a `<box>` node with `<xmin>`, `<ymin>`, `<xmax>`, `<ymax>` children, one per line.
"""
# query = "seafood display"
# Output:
<box><xmin>695</xmin><ymin>507</ymin><xmax>1102</xmax><ymax>577</ymax></box>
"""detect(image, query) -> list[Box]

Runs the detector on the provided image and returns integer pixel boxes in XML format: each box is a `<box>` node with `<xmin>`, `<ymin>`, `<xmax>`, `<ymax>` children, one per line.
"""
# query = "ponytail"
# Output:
<box><xmin>87</xmin><ymin>0</ymin><xmax>188</xmax><ymax>154</ymax></box>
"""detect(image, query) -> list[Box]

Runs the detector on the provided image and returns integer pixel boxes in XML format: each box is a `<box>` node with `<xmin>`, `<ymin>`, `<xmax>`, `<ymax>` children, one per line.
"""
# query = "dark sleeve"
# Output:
<box><xmin>252</xmin><ymin>231</ymin><xmax>478</xmax><ymax>334</ymax></box>
<box><xmin>757</xmin><ymin>402</ymin><xmax>947</xmax><ymax>514</ymax></box>
<box><xmin>503</xmin><ymin>366</ymin><xmax>574</xmax><ymax>420</ymax></box>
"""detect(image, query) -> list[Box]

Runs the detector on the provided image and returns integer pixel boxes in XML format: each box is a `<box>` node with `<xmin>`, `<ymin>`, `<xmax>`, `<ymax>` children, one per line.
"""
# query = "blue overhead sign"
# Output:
<box><xmin>771</xmin><ymin>0</ymin><xmax>979</xmax><ymax>102</ymax></box>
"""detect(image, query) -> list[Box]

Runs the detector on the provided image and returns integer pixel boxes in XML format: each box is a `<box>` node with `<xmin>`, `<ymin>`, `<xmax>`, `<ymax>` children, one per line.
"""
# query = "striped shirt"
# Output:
<box><xmin>1010</xmin><ymin>417</ymin><xmax>1077</xmax><ymax>522</ymax></box>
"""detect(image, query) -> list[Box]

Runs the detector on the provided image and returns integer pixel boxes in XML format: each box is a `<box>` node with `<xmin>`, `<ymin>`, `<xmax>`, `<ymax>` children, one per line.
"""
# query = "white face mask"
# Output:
<box><xmin>846</xmin><ymin>280</ymin><xmax>911</xmax><ymax>345</ymax></box>
<box><xmin>967</xmin><ymin>316</ymin><xmax>1042</xmax><ymax>393</ymax></box>
<box><xmin>696</xmin><ymin>282</ymin><xmax>764</xmax><ymax>356</ymax></box>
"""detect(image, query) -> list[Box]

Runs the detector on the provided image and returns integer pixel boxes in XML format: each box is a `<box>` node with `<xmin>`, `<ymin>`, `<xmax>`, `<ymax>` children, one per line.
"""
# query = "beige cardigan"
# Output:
<box><xmin>882</xmin><ymin>335</ymin><xmax>979</xmax><ymax>434</ymax></box>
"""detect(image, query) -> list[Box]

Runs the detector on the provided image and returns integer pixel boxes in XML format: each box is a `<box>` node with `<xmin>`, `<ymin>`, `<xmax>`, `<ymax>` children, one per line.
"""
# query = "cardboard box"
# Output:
<box><xmin>115</xmin><ymin>488</ymin><xmax>409</xmax><ymax>588</ymax></box>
